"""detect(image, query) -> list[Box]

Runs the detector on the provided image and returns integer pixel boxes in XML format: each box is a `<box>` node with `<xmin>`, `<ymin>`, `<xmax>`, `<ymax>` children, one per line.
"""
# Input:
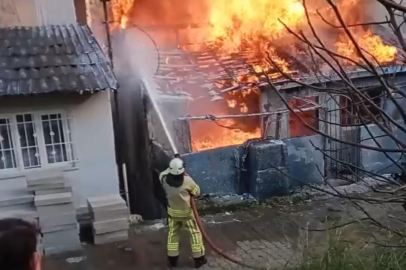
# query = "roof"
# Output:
<box><xmin>153</xmin><ymin>25</ymin><xmax>404</xmax><ymax>101</ymax></box>
<box><xmin>0</xmin><ymin>24</ymin><xmax>118</xmax><ymax>97</ymax></box>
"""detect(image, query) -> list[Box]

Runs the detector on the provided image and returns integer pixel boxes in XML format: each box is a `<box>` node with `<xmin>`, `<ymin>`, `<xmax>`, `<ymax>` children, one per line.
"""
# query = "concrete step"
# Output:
<box><xmin>0</xmin><ymin>204</ymin><xmax>38</xmax><ymax>222</ymax></box>
<box><xmin>87</xmin><ymin>195</ymin><xmax>127</xmax><ymax>213</ymax></box>
<box><xmin>0</xmin><ymin>189</ymin><xmax>34</xmax><ymax>207</ymax></box>
<box><xmin>93</xmin><ymin>218</ymin><xmax>129</xmax><ymax>235</ymax></box>
<box><xmin>34</xmin><ymin>192</ymin><xmax>72</xmax><ymax>207</ymax></box>
<box><xmin>26</xmin><ymin>170</ymin><xmax>64</xmax><ymax>186</ymax></box>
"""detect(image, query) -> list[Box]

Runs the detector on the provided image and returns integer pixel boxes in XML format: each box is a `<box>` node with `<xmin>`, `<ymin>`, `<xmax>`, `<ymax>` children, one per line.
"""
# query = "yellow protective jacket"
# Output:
<box><xmin>160</xmin><ymin>169</ymin><xmax>201</xmax><ymax>218</ymax></box>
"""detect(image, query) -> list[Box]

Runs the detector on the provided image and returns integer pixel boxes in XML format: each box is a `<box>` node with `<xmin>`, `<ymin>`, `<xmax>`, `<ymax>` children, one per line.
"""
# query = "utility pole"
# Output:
<box><xmin>100</xmin><ymin>0</ymin><xmax>114</xmax><ymax>68</ymax></box>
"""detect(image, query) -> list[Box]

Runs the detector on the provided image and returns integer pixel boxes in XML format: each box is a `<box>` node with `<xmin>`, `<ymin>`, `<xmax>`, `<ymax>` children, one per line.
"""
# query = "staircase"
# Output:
<box><xmin>0</xmin><ymin>188</ymin><xmax>38</xmax><ymax>221</ymax></box>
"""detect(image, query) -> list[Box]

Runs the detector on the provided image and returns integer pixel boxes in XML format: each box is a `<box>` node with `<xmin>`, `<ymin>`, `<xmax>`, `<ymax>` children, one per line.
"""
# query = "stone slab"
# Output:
<box><xmin>42</xmin><ymin>227</ymin><xmax>81</xmax><ymax>248</ymax></box>
<box><xmin>94</xmin><ymin>230</ymin><xmax>129</xmax><ymax>245</ymax></box>
<box><xmin>93</xmin><ymin>218</ymin><xmax>129</xmax><ymax>235</ymax></box>
<box><xmin>42</xmin><ymin>228</ymin><xmax>81</xmax><ymax>255</ymax></box>
<box><xmin>41</xmin><ymin>223</ymin><xmax>78</xmax><ymax>233</ymax></box>
<box><xmin>0</xmin><ymin>191</ymin><xmax>34</xmax><ymax>207</ymax></box>
<box><xmin>87</xmin><ymin>195</ymin><xmax>127</xmax><ymax>213</ymax></box>
<box><xmin>28</xmin><ymin>182</ymin><xmax>65</xmax><ymax>191</ymax></box>
<box><xmin>91</xmin><ymin>205</ymin><xmax>129</xmax><ymax>222</ymax></box>
<box><xmin>35</xmin><ymin>186</ymin><xmax>72</xmax><ymax>196</ymax></box>
<box><xmin>40</xmin><ymin>212</ymin><xmax>77</xmax><ymax>230</ymax></box>
<box><xmin>34</xmin><ymin>192</ymin><xmax>72</xmax><ymax>206</ymax></box>
<box><xmin>0</xmin><ymin>204</ymin><xmax>39</xmax><ymax>221</ymax></box>
<box><xmin>37</xmin><ymin>203</ymin><xmax>75</xmax><ymax>217</ymax></box>
<box><xmin>26</xmin><ymin>170</ymin><xmax>64</xmax><ymax>186</ymax></box>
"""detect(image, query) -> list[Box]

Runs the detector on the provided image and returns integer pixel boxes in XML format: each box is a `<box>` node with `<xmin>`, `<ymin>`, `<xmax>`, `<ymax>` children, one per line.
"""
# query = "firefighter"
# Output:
<box><xmin>160</xmin><ymin>157</ymin><xmax>207</xmax><ymax>269</ymax></box>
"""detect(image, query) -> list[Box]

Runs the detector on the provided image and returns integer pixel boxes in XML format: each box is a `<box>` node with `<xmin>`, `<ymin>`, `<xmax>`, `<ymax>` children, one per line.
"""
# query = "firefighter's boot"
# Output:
<box><xmin>194</xmin><ymin>256</ymin><xmax>207</xmax><ymax>268</ymax></box>
<box><xmin>168</xmin><ymin>256</ymin><xmax>179</xmax><ymax>268</ymax></box>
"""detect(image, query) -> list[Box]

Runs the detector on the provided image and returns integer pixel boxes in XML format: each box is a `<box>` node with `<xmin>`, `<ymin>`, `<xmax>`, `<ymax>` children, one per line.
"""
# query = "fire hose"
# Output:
<box><xmin>190</xmin><ymin>197</ymin><xmax>270</xmax><ymax>270</ymax></box>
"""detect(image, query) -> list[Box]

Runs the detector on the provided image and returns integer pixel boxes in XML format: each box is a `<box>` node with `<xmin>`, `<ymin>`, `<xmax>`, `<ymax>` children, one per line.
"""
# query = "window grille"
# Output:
<box><xmin>0</xmin><ymin>112</ymin><xmax>77</xmax><ymax>172</ymax></box>
<box><xmin>16</xmin><ymin>114</ymin><xmax>41</xmax><ymax>169</ymax></box>
<box><xmin>0</xmin><ymin>118</ymin><xmax>17</xmax><ymax>170</ymax></box>
<box><xmin>41</xmin><ymin>113</ymin><xmax>76</xmax><ymax>164</ymax></box>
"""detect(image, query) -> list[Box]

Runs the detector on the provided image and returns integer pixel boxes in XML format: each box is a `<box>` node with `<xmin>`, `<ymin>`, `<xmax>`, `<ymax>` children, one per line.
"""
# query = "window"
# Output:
<box><xmin>340</xmin><ymin>88</ymin><xmax>383</xmax><ymax>126</ymax></box>
<box><xmin>0</xmin><ymin>112</ymin><xmax>76</xmax><ymax>171</ymax></box>
<box><xmin>0</xmin><ymin>118</ymin><xmax>17</xmax><ymax>170</ymax></box>
<box><xmin>17</xmin><ymin>114</ymin><xmax>41</xmax><ymax>168</ymax></box>
<box><xmin>41</xmin><ymin>114</ymin><xmax>74</xmax><ymax>164</ymax></box>
<box><xmin>289</xmin><ymin>96</ymin><xmax>319</xmax><ymax>138</ymax></box>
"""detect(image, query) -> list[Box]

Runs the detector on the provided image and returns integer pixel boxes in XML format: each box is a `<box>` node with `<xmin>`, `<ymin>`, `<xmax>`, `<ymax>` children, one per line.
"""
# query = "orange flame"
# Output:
<box><xmin>227</xmin><ymin>99</ymin><xmax>237</xmax><ymax>108</ymax></box>
<box><xmin>336</xmin><ymin>30</ymin><xmax>397</xmax><ymax>64</ymax></box>
<box><xmin>110</xmin><ymin>0</ymin><xmax>399</xmax><ymax>152</ymax></box>
<box><xmin>111</xmin><ymin>0</ymin><xmax>136</xmax><ymax>29</ymax></box>
<box><xmin>191</xmin><ymin>120</ymin><xmax>261</xmax><ymax>152</ymax></box>
<box><xmin>208</xmin><ymin>0</ymin><xmax>305</xmax><ymax>52</ymax></box>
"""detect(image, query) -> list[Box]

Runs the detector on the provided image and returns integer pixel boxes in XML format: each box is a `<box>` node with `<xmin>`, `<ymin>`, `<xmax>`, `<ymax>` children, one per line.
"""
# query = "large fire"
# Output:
<box><xmin>208</xmin><ymin>0</ymin><xmax>305</xmax><ymax>52</ymax></box>
<box><xmin>336</xmin><ymin>30</ymin><xmax>398</xmax><ymax>64</ymax></box>
<box><xmin>110</xmin><ymin>0</ymin><xmax>399</xmax><ymax>152</ymax></box>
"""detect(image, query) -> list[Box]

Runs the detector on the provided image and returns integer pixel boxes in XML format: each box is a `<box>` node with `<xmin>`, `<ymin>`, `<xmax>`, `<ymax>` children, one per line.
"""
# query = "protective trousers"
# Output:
<box><xmin>167</xmin><ymin>215</ymin><xmax>205</xmax><ymax>258</ymax></box>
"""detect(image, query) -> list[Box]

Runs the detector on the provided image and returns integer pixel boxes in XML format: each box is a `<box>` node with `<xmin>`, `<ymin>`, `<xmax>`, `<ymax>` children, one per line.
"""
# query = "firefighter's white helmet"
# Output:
<box><xmin>169</xmin><ymin>158</ymin><xmax>185</xmax><ymax>175</ymax></box>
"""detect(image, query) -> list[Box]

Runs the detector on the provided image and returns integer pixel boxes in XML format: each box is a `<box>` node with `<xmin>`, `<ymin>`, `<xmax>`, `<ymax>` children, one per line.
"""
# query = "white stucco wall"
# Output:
<box><xmin>0</xmin><ymin>91</ymin><xmax>119</xmax><ymax>211</ymax></box>
<box><xmin>0</xmin><ymin>0</ymin><xmax>76</xmax><ymax>27</ymax></box>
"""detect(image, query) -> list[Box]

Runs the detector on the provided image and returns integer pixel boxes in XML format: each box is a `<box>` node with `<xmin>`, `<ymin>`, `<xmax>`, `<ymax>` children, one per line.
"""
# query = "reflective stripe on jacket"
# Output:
<box><xmin>160</xmin><ymin>169</ymin><xmax>201</xmax><ymax>218</ymax></box>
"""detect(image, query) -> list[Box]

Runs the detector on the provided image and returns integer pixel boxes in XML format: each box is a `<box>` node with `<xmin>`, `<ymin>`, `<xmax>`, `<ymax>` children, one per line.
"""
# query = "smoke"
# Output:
<box><xmin>113</xmin><ymin>28</ymin><xmax>158</xmax><ymax>84</ymax></box>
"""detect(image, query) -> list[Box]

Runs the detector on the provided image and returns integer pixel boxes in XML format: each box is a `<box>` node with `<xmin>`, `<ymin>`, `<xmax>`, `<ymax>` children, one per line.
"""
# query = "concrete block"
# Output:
<box><xmin>249</xmin><ymin>140</ymin><xmax>287</xmax><ymax>171</ymax></box>
<box><xmin>37</xmin><ymin>203</ymin><xmax>75</xmax><ymax>218</ymax></box>
<box><xmin>91</xmin><ymin>206</ymin><xmax>129</xmax><ymax>222</ymax></box>
<box><xmin>35</xmin><ymin>186</ymin><xmax>72</xmax><ymax>196</ymax></box>
<box><xmin>41</xmin><ymin>223</ymin><xmax>78</xmax><ymax>234</ymax></box>
<box><xmin>0</xmin><ymin>204</ymin><xmax>39</xmax><ymax>221</ymax></box>
<box><xmin>0</xmin><ymin>192</ymin><xmax>34</xmax><ymax>207</ymax></box>
<box><xmin>34</xmin><ymin>192</ymin><xmax>72</xmax><ymax>207</ymax></box>
<box><xmin>40</xmin><ymin>212</ymin><xmax>77</xmax><ymax>230</ymax></box>
<box><xmin>94</xmin><ymin>230</ymin><xmax>129</xmax><ymax>245</ymax></box>
<box><xmin>42</xmin><ymin>227</ymin><xmax>79</xmax><ymax>244</ymax></box>
<box><xmin>93</xmin><ymin>218</ymin><xmax>129</xmax><ymax>235</ymax></box>
<box><xmin>42</xmin><ymin>229</ymin><xmax>81</xmax><ymax>255</ymax></box>
<box><xmin>26</xmin><ymin>170</ymin><xmax>64</xmax><ymax>186</ymax></box>
<box><xmin>87</xmin><ymin>195</ymin><xmax>127</xmax><ymax>213</ymax></box>
<box><xmin>249</xmin><ymin>167</ymin><xmax>290</xmax><ymax>200</ymax></box>
<box><xmin>28</xmin><ymin>182</ymin><xmax>65</xmax><ymax>191</ymax></box>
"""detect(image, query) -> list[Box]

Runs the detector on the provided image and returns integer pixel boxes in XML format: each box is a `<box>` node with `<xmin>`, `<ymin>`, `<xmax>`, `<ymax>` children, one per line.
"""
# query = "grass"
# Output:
<box><xmin>294</xmin><ymin>234</ymin><xmax>406</xmax><ymax>270</ymax></box>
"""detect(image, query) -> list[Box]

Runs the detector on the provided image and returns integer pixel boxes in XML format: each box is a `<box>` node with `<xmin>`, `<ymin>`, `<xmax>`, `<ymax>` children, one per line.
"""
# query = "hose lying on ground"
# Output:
<box><xmin>190</xmin><ymin>197</ymin><xmax>270</xmax><ymax>270</ymax></box>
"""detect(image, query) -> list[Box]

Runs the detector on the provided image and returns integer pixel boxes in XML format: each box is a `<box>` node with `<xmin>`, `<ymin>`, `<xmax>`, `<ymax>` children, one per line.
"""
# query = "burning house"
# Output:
<box><xmin>90</xmin><ymin>0</ymin><xmax>406</xmax><ymax>214</ymax></box>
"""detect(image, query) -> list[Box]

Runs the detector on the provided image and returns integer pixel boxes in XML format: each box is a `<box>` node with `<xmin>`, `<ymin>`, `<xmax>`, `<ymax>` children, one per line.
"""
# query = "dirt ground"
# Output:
<box><xmin>42</xmin><ymin>197</ymin><xmax>406</xmax><ymax>270</ymax></box>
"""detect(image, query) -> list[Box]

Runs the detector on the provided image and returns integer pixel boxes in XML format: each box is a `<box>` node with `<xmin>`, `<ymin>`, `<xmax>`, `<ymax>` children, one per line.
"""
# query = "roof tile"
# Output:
<box><xmin>0</xmin><ymin>24</ymin><xmax>118</xmax><ymax>96</ymax></box>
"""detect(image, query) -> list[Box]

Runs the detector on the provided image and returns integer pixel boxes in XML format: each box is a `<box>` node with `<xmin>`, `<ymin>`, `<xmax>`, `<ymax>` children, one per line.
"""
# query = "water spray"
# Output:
<box><xmin>141</xmin><ymin>78</ymin><xmax>179</xmax><ymax>156</ymax></box>
<box><xmin>142</xmin><ymin>75</ymin><xmax>266</xmax><ymax>270</ymax></box>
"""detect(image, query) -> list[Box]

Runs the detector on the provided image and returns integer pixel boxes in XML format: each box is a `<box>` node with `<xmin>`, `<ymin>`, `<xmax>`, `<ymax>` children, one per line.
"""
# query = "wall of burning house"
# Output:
<box><xmin>81</xmin><ymin>0</ymin><xmax>406</xmax><ymax>212</ymax></box>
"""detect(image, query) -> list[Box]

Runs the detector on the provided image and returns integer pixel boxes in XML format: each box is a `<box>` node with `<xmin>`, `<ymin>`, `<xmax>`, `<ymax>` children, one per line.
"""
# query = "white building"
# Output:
<box><xmin>0</xmin><ymin>2</ymin><xmax>121</xmax><ymax>216</ymax></box>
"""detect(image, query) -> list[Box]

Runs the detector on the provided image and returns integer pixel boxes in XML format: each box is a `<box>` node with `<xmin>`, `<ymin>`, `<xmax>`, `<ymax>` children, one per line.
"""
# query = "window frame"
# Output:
<box><xmin>0</xmin><ymin>110</ymin><xmax>78</xmax><ymax>174</ymax></box>
<box><xmin>0</xmin><ymin>117</ymin><xmax>18</xmax><ymax>172</ymax></box>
